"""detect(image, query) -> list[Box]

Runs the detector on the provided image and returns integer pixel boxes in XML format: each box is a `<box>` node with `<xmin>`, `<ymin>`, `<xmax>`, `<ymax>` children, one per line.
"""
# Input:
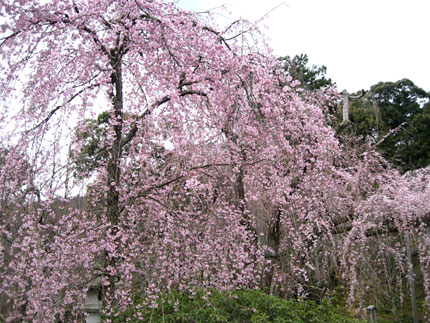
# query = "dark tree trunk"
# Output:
<box><xmin>262</xmin><ymin>208</ymin><xmax>281</xmax><ymax>291</ymax></box>
<box><xmin>104</xmin><ymin>54</ymin><xmax>124</xmax><ymax>305</ymax></box>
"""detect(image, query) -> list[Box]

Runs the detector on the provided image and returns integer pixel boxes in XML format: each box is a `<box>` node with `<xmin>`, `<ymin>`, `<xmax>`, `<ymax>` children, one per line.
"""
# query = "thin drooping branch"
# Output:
<box><xmin>0</xmin><ymin>31</ymin><xmax>20</xmax><ymax>47</ymax></box>
<box><xmin>121</xmin><ymin>89</ymin><xmax>208</xmax><ymax>147</ymax></box>
<box><xmin>136</xmin><ymin>159</ymin><xmax>266</xmax><ymax>197</ymax></box>
<box><xmin>28</xmin><ymin>83</ymin><xmax>100</xmax><ymax>132</ymax></box>
<box><xmin>136</xmin><ymin>162</ymin><xmax>232</xmax><ymax>197</ymax></box>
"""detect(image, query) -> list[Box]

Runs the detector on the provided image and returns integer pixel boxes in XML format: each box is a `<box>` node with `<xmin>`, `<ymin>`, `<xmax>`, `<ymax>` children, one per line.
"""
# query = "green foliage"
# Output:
<box><xmin>349</xmin><ymin>79</ymin><xmax>430</xmax><ymax>171</ymax></box>
<box><xmin>72</xmin><ymin>111</ymin><xmax>110</xmax><ymax>176</ymax></box>
<box><xmin>349</xmin><ymin>99</ymin><xmax>381</xmax><ymax>139</ymax></box>
<box><xmin>104</xmin><ymin>289</ymin><xmax>364</xmax><ymax>323</ymax></box>
<box><xmin>278</xmin><ymin>54</ymin><xmax>334</xmax><ymax>91</ymax></box>
<box><xmin>374</xmin><ymin>318</ymin><xmax>392</xmax><ymax>323</ymax></box>
<box><xmin>406</xmin><ymin>102</ymin><xmax>430</xmax><ymax>169</ymax></box>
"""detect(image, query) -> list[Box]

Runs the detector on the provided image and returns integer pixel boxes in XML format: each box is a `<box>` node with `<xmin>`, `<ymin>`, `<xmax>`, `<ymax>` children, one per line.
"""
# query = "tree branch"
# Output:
<box><xmin>136</xmin><ymin>159</ymin><xmax>265</xmax><ymax>197</ymax></box>
<box><xmin>81</xmin><ymin>26</ymin><xmax>111</xmax><ymax>58</ymax></box>
<box><xmin>120</xmin><ymin>89</ymin><xmax>208</xmax><ymax>147</ymax></box>
<box><xmin>27</xmin><ymin>83</ymin><xmax>99</xmax><ymax>132</ymax></box>
<box><xmin>0</xmin><ymin>32</ymin><xmax>20</xmax><ymax>47</ymax></box>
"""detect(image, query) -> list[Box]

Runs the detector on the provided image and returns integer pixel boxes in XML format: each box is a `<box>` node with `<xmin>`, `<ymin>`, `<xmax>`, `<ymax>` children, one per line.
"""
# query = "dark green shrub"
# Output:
<box><xmin>103</xmin><ymin>289</ymin><xmax>365</xmax><ymax>322</ymax></box>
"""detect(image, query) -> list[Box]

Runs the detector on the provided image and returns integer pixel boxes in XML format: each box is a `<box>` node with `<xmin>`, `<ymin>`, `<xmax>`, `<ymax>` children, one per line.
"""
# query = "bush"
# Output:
<box><xmin>104</xmin><ymin>289</ymin><xmax>364</xmax><ymax>322</ymax></box>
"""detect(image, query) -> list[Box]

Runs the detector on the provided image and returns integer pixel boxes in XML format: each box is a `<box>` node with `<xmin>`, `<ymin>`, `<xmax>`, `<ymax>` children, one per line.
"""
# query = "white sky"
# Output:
<box><xmin>177</xmin><ymin>0</ymin><xmax>430</xmax><ymax>93</ymax></box>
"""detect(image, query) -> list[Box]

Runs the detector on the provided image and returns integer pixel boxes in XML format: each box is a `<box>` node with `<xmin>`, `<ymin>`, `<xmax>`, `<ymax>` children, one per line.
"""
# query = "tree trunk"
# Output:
<box><xmin>104</xmin><ymin>56</ymin><xmax>124</xmax><ymax>304</ymax></box>
<box><xmin>262</xmin><ymin>208</ymin><xmax>281</xmax><ymax>292</ymax></box>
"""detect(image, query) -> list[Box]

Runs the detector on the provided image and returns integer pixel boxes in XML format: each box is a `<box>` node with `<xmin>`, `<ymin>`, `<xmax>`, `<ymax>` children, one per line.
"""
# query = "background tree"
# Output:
<box><xmin>277</xmin><ymin>54</ymin><xmax>339</xmax><ymax>127</ymax></box>
<box><xmin>277</xmin><ymin>54</ymin><xmax>334</xmax><ymax>91</ymax></box>
<box><xmin>350</xmin><ymin>79</ymin><xmax>430</xmax><ymax>171</ymax></box>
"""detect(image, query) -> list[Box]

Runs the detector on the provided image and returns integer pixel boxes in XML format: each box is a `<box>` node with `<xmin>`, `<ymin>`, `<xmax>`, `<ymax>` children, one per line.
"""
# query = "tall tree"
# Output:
<box><xmin>0</xmin><ymin>0</ymin><xmax>262</xmax><ymax>320</ymax></box>
<box><xmin>0</xmin><ymin>1</ymin><xmax>346</xmax><ymax>320</ymax></box>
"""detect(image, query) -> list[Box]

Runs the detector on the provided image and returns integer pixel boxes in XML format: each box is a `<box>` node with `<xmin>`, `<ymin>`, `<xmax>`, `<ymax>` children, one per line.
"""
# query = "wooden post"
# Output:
<box><xmin>405</xmin><ymin>232</ymin><xmax>419</xmax><ymax>323</ymax></box>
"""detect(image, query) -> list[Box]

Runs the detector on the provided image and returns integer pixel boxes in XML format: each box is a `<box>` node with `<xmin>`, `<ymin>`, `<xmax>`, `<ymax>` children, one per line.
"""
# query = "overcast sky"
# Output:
<box><xmin>177</xmin><ymin>0</ymin><xmax>430</xmax><ymax>93</ymax></box>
